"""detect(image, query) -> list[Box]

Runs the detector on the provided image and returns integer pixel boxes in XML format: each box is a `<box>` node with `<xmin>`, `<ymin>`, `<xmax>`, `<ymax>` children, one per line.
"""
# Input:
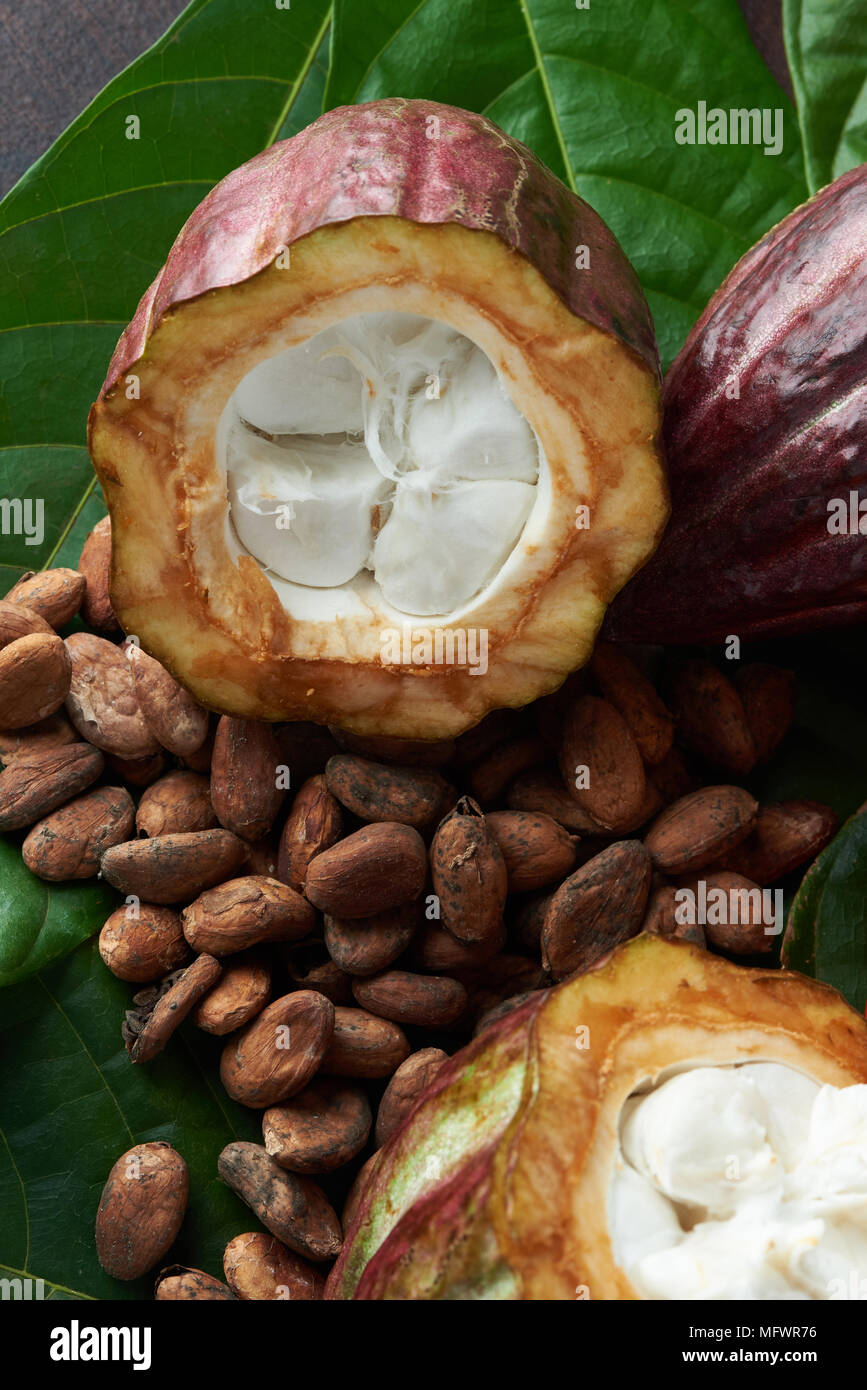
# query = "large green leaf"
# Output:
<box><xmin>783</xmin><ymin>810</ymin><xmax>867</xmax><ymax>1012</ymax></box>
<box><xmin>784</xmin><ymin>0</ymin><xmax>867</xmax><ymax>192</ymax></box>
<box><xmin>326</xmin><ymin>0</ymin><xmax>807</xmax><ymax>367</ymax></box>
<box><xmin>0</xmin><ymin>939</ymin><xmax>262</xmax><ymax>1299</ymax></box>
<box><xmin>0</xmin><ymin>0</ymin><xmax>333</xmax><ymax>591</ymax></box>
<box><xmin>0</xmin><ymin>836</ymin><xmax>118</xmax><ymax>988</ymax></box>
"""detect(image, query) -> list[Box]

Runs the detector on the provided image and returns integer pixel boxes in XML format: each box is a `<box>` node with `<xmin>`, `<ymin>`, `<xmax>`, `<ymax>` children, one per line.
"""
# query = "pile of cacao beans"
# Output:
<box><xmin>0</xmin><ymin>519</ymin><xmax>840</xmax><ymax>1298</ymax></box>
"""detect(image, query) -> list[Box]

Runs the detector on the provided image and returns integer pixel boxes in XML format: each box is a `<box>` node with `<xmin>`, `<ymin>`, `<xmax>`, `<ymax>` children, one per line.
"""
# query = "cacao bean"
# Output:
<box><xmin>558</xmin><ymin>694</ymin><xmax>646</xmax><ymax>833</ymax></box>
<box><xmin>223</xmin><ymin>1232</ymin><xmax>324</xmax><ymax>1300</ymax></box>
<box><xmin>321</xmin><ymin>1006</ymin><xmax>411</xmax><ymax>1079</ymax></box>
<box><xmin>324</xmin><ymin>902</ymin><xmax>418</xmax><ymax>977</ymax></box>
<box><xmin>469</xmin><ymin>734</ymin><xmax>548</xmax><ymax>803</ymax></box>
<box><xmin>541</xmin><ymin>840</ymin><xmax>652</xmax><ymax>980</ymax></box>
<box><xmin>99</xmin><ymin>904</ymin><xmax>190</xmax><ymax>983</ymax></box>
<box><xmin>263</xmin><ymin>1078</ymin><xmax>371</xmax><ymax>1173</ymax></box>
<box><xmin>126</xmin><ymin>644</ymin><xmax>210</xmax><ymax>757</ymax></box>
<box><xmin>182</xmin><ymin>875</ymin><xmax>316</xmax><ymax>955</ymax></box>
<box><xmin>642</xmin><ymin>883</ymin><xmax>707</xmax><ymax>947</ymax></box>
<box><xmin>0</xmin><ymin>633</ymin><xmax>71</xmax><ymax>729</ymax></box>
<box><xmin>351</xmin><ymin>970</ymin><xmax>468</xmax><ymax>1029</ymax></box>
<box><xmin>22</xmin><ymin>784</ymin><xmax>135</xmax><ymax>879</ymax></box>
<box><xmin>589</xmin><ymin>642</ymin><xmax>674</xmax><ymax>764</ymax></box>
<box><xmin>77</xmin><ymin>516</ymin><xmax>119</xmax><ymax>632</ymax></box>
<box><xmin>191</xmin><ymin>953</ymin><xmax>272</xmax><ymax>1034</ymax></box>
<box><xmin>100</xmin><ymin>829</ymin><xmax>248</xmax><ymax>903</ymax></box>
<box><xmin>220</xmin><ymin>990</ymin><xmax>335</xmax><ymax>1108</ymax></box>
<box><xmin>135</xmin><ymin>770</ymin><xmax>216</xmax><ymax>838</ymax></box>
<box><xmin>155</xmin><ymin>1266</ymin><xmax>236</xmax><ymax>1300</ymax></box>
<box><xmin>486</xmin><ymin>809</ymin><xmax>577</xmax><ymax>891</ymax></box>
<box><xmin>217</xmin><ymin>1142</ymin><xmax>342</xmax><ymax>1262</ymax></box>
<box><xmin>125</xmin><ymin>954</ymin><xmax>222</xmax><ymax>1062</ymax></box>
<box><xmin>65</xmin><ymin>632</ymin><xmax>160</xmax><ymax>757</ymax></box>
<box><xmin>677</xmin><ymin>871</ymin><xmax>774</xmax><ymax>955</ymax></box>
<box><xmin>325</xmin><ymin>753</ymin><xmax>452</xmax><ymax>831</ymax></box>
<box><xmin>734</xmin><ymin>663</ymin><xmax>796</xmax><ymax>763</ymax></box>
<box><xmin>276</xmin><ymin>773</ymin><xmax>343</xmax><ymax>892</ymax></box>
<box><xmin>95</xmin><ymin>1142</ymin><xmax>188</xmax><ymax>1280</ymax></box>
<box><xmin>0</xmin><ymin>710</ymin><xmax>77</xmax><ymax>765</ymax></box>
<box><xmin>0</xmin><ymin>742</ymin><xmax>104</xmax><ymax>830</ymax></box>
<box><xmin>717</xmin><ymin>799</ymin><xmax>838</xmax><ymax>884</ymax></box>
<box><xmin>330</xmin><ymin>728</ymin><xmax>455</xmax><ymax>767</ymax></box>
<box><xmin>305</xmin><ymin>822</ymin><xmax>427</xmax><ymax>918</ymax></box>
<box><xmin>0</xmin><ymin>598</ymin><xmax>53</xmax><ymax>648</ymax></box>
<box><xmin>375</xmin><ymin>1048</ymin><xmax>447</xmax><ymax>1146</ymax></box>
<box><xmin>644</xmin><ymin>786</ymin><xmax>758</xmax><ymax>874</ymax></box>
<box><xmin>211</xmin><ymin>716</ymin><xmax>284</xmax><ymax>841</ymax></box>
<box><xmin>668</xmin><ymin>659</ymin><xmax>756</xmax><ymax>775</ymax></box>
<box><xmin>430</xmin><ymin>796</ymin><xmax>506</xmax><ymax>947</ymax></box>
<box><xmin>505</xmin><ymin>765</ymin><xmax>602</xmax><ymax>833</ymax></box>
<box><xmin>6</xmin><ymin>568</ymin><xmax>85</xmax><ymax>628</ymax></box>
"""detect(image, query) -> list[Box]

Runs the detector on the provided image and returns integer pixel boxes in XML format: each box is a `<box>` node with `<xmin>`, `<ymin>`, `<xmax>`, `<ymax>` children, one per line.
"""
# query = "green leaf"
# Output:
<box><xmin>784</xmin><ymin>0</ymin><xmax>867</xmax><ymax>192</ymax></box>
<box><xmin>326</xmin><ymin>0</ymin><xmax>807</xmax><ymax>367</ymax></box>
<box><xmin>0</xmin><ymin>836</ymin><xmax>118</xmax><ymax>988</ymax></box>
<box><xmin>783</xmin><ymin>811</ymin><xmax>867</xmax><ymax>1012</ymax></box>
<box><xmin>0</xmin><ymin>940</ymin><xmax>261</xmax><ymax>1299</ymax></box>
<box><xmin>0</xmin><ymin>0</ymin><xmax>333</xmax><ymax>589</ymax></box>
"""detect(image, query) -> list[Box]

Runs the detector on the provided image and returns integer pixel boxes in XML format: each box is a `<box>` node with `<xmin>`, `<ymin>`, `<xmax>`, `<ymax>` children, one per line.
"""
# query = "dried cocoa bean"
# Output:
<box><xmin>589</xmin><ymin>642</ymin><xmax>674</xmax><ymax>765</ymax></box>
<box><xmin>6</xmin><ymin>568</ymin><xmax>85</xmax><ymax>628</ymax></box>
<box><xmin>263</xmin><ymin>1078</ymin><xmax>371</xmax><ymax>1173</ymax></box>
<box><xmin>505</xmin><ymin>765</ymin><xmax>602</xmax><ymax>833</ymax></box>
<box><xmin>22</xmin><ymin>784</ymin><xmax>135</xmax><ymax>879</ymax></box>
<box><xmin>324</xmin><ymin>902</ymin><xmax>418</xmax><ymax>977</ymax></box>
<box><xmin>486</xmin><ymin>809</ymin><xmax>577</xmax><ymax>891</ymax></box>
<box><xmin>154</xmin><ymin>1266</ymin><xmax>236</xmax><ymax>1300</ymax></box>
<box><xmin>717</xmin><ymin>800</ymin><xmax>838</xmax><ymax>884</ymax></box>
<box><xmin>374</xmin><ymin>1048</ymin><xmax>447</xmax><ymax>1146</ymax></box>
<box><xmin>305</xmin><ymin>822</ymin><xmax>427</xmax><ymax>918</ymax></box>
<box><xmin>321</xmin><ymin>1006</ymin><xmax>411</xmax><ymax>1078</ymax></box>
<box><xmin>734</xmin><ymin>664</ymin><xmax>796</xmax><ymax>763</ymax></box>
<box><xmin>644</xmin><ymin>786</ymin><xmax>758</xmax><ymax>874</ymax></box>
<box><xmin>223</xmin><ymin>1232</ymin><xmax>324</xmax><ymax>1301</ymax></box>
<box><xmin>0</xmin><ymin>598</ymin><xmax>53</xmax><ymax>648</ymax></box>
<box><xmin>65</xmin><ymin>632</ymin><xmax>160</xmax><ymax>757</ymax></box>
<box><xmin>100</xmin><ymin>829</ymin><xmax>248</xmax><ymax>904</ymax></box>
<box><xmin>642</xmin><ymin>884</ymin><xmax>707</xmax><ymax>947</ymax></box>
<box><xmin>351</xmin><ymin>970</ymin><xmax>468</xmax><ymax>1028</ymax></box>
<box><xmin>558</xmin><ymin>694</ymin><xmax>646</xmax><ymax>833</ymax></box>
<box><xmin>126</xmin><ymin>644</ymin><xmax>210</xmax><ymax>757</ymax></box>
<box><xmin>0</xmin><ymin>633</ymin><xmax>71</xmax><ymax>729</ymax></box>
<box><xmin>541</xmin><ymin>840</ymin><xmax>652</xmax><ymax>980</ymax></box>
<box><xmin>182</xmin><ymin>875</ymin><xmax>316</xmax><ymax>955</ymax></box>
<box><xmin>677</xmin><ymin>871</ymin><xmax>774</xmax><ymax>955</ymax></box>
<box><xmin>220</xmin><ymin>990</ymin><xmax>335</xmax><ymax>1108</ymax></box>
<box><xmin>410</xmin><ymin>919</ymin><xmax>504</xmax><ymax>971</ymax></box>
<box><xmin>211</xmin><ymin>716</ymin><xmax>284</xmax><ymax>841</ymax></box>
<box><xmin>78</xmin><ymin>516</ymin><xmax>119</xmax><ymax>632</ymax></box>
<box><xmin>325</xmin><ymin>753</ymin><xmax>452</xmax><ymax>831</ymax></box>
<box><xmin>191</xmin><ymin>953</ymin><xmax>272</xmax><ymax>1034</ymax></box>
<box><xmin>276</xmin><ymin>774</ymin><xmax>343</xmax><ymax>892</ymax></box>
<box><xmin>430</xmin><ymin>796</ymin><xmax>506</xmax><ymax>947</ymax></box>
<box><xmin>0</xmin><ymin>742</ymin><xmax>104</xmax><ymax>830</ymax></box>
<box><xmin>124</xmin><ymin>954</ymin><xmax>222</xmax><ymax>1062</ymax></box>
<box><xmin>95</xmin><ymin>1142</ymin><xmax>188</xmax><ymax>1280</ymax></box>
<box><xmin>99</xmin><ymin>904</ymin><xmax>190</xmax><ymax>983</ymax></box>
<box><xmin>217</xmin><ymin>1142</ymin><xmax>342</xmax><ymax>1262</ymax></box>
<box><xmin>136</xmin><ymin>770</ymin><xmax>216</xmax><ymax>838</ymax></box>
<box><xmin>0</xmin><ymin>710</ymin><xmax>77</xmax><ymax>765</ymax></box>
<box><xmin>668</xmin><ymin>659</ymin><xmax>756</xmax><ymax>775</ymax></box>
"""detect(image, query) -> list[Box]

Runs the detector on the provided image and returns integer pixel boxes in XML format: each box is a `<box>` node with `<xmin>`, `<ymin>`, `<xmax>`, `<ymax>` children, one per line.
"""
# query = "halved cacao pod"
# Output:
<box><xmin>326</xmin><ymin>935</ymin><xmax>867</xmax><ymax>1300</ymax></box>
<box><xmin>88</xmin><ymin>99</ymin><xmax>665</xmax><ymax>739</ymax></box>
<box><xmin>607</xmin><ymin>164</ymin><xmax>867</xmax><ymax>643</ymax></box>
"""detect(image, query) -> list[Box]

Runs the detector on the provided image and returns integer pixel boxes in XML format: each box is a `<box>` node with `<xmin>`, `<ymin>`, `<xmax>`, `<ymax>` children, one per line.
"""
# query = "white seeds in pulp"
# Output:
<box><xmin>225</xmin><ymin>313</ymin><xmax>539</xmax><ymax>614</ymax></box>
<box><xmin>609</xmin><ymin>1062</ymin><xmax>867</xmax><ymax>1300</ymax></box>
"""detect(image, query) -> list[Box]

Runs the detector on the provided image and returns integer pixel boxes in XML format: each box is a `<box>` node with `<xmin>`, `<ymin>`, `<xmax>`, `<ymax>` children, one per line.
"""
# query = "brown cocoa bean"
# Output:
<box><xmin>220</xmin><ymin>990</ymin><xmax>335</xmax><ymax>1108</ymax></box>
<box><xmin>99</xmin><ymin>904</ymin><xmax>190</xmax><ymax>983</ymax></box>
<box><xmin>263</xmin><ymin>1078</ymin><xmax>371</xmax><ymax>1174</ymax></box>
<box><xmin>191</xmin><ymin>953</ymin><xmax>272</xmax><ymax>1034</ymax></box>
<box><xmin>321</xmin><ymin>1006</ymin><xmax>410</xmax><ymax>1079</ymax></box>
<box><xmin>217</xmin><ymin>1142</ymin><xmax>342</xmax><ymax>1262</ymax></box>
<box><xmin>375</xmin><ymin>1048</ymin><xmax>448</xmax><ymax>1146</ymax></box>
<box><xmin>136</xmin><ymin>770</ymin><xmax>216</xmax><ymax>838</ymax></box>
<box><xmin>717</xmin><ymin>800</ymin><xmax>838</xmax><ymax>884</ymax></box>
<box><xmin>182</xmin><ymin>875</ymin><xmax>315</xmax><ymax>955</ymax></box>
<box><xmin>505</xmin><ymin>765</ymin><xmax>603</xmax><ymax>833</ymax></box>
<box><xmin>558</xmin><ymin>695</ymin><xmax>646</xmax><ymax>833</ymax></box>
<box><xmin>6</xmin><ymin>568</ymin><xmax>85</xmax><ymax>628</ymax></box>
<box><xmin>0</xmin><ymin>710</ymin><xmax>77</xmax><ymax>765</ymax></box>
<box><xmin>486</xmin><ymin>809</ymin><xmax>577</xmax><ymax>891</ymax></box>
<box><xmin>410</xmin><ymin>919</ymin><xmax>504</xmax><ymax>971</ymax></box>
<box><xmin>0</xmin><ymin>633</ymin><xmax>71</xmax><ymax>730</ymax></box>
<box><xmin>155</xmin><ymin>1266</ymin><xmax>236</xmax><ymax>1300</ymax></box>
<box><xmin>642</xmin><ymin>884</ymin><xmax>707</xmax><ymax>947</ymax></box>
<box><xmin>469</xmin><ymin>734</ymin><xmax>548</xmax><ymax>803</ymax></box>
<box><xmin>100</xmin><ymin>829</ymin><xmax>248</xmax><ymax>903</ymax></box>
<box><xmin>64</xmin><ymin>632</ymin><xmax>160</xmax><ymax>758</ymax></box>
<box><xmin>678</xmin><ymin>871</ymin><xmax>775</xmax><ymax>955</ymax></box>
<box><xmin>95</xmin><ymin>1142</ymin><xmax>188</xmax><ymax>1281</ymax></box>
<box><xmin>0</xmin><ymin>599</ymin><xmax>54</xmax><ymax>648</ymax></box>
<box><xmin>0</xmin><ymin>742</ymin><xmax>104</xmax><ymax>830</ymax></box>
<box><xmin>351</xmin><ymin>970</ymin><xmax>468</xmax><ymax>1028</ymax></box>
<box><xmin>305</xmin><ymin>822</ymin><xmax>427</xmax><ymax>918</ymax></box>
<box><xmin>211</xmin><ymin>716</ymin><xmax>284</xmax><ymax>841</ymax></box>
<box><xmin>223</xmin><ymin>1232</ymin><xmax>324</xmax><ymax>1301</ymax></box>
<box><xmin>589</xmin><ymin>642</ymin><xmax>674</xmax><ymax>765</ymax></box>
<box><xmin>276</xmin><ymin>774</ymin><xmax>343</xmax><ymax>892</ymax></box>
<box><xmin>668</xmin><ymin>659</ymin><xmax>756</xmax><ymax>775</ymax></box>
<box><xmin>325</xmin><ymin>753</ymin><xmax>452</xmax><ymax>832</ymax></box>
<box><xmin>125</xmin><ymin>954</ymin><xmax>222</xmax><ymax>1062</ymax></box>
<box><xmin>644</xmin><ymin>786</ymin><xmax>758</xmax><ymax>874</ymax></box>
<box><xmin>126</xmin><ymin>644</ymin><xmax>210</xmax><ymax>757</ymax></box>
<box><xmin>430</xmin><ymin>796</ymin><xmax>506</xmax><ymax>947</ymax></box>
<box><xmin>734</xmin><ymin>664</ymin><xmax>796</xmax><ymax>763</ymax></box>
<box><xmin>78</xmin><ymin>515</ymin><xmax>119</xmax><ymax>632</ymax></box>
<box><xmin>324</xmin><ymin>902</ymin><xmax>418</xmax><ymax>977</ymax></box>
<box><xmin>541</xmin><ymin>840</ymin><xmax>652</xmax><ymax>980</ymax></box>
<box><xmin>22</xmin><ymin>784</ymin><xmax>135</xmax><ymax>880</ymax></box>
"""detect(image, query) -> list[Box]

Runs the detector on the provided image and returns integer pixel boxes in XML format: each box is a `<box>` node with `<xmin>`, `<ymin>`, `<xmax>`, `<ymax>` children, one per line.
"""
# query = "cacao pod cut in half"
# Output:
<box><xmin>326</xmin><ymin>935</ymin><xmax>867</xmax><ymax>1300</ymax></box>
<box><xmin>607</xmin><ymin>163</ymin><xmax>867</xmax><ymax>644</ymax></box>
<box><xmin>88</xmin><ymin>99</ymin><xmax>666</xmax><ymax>739</ymax></box>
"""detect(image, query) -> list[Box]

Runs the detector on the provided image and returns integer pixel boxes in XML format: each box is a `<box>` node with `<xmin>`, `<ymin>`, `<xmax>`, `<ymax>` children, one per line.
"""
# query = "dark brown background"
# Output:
<box><xmin>0</xmin><ymin>0</ymin><xmax>791</xmax><ymax>197</ymax></box>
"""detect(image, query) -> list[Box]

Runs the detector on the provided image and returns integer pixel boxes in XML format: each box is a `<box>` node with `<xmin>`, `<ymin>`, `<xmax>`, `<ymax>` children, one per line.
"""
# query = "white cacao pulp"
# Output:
<box><xmin>609</xmin><ymin>1062</ymin><xmax>867</xmax><ymax>1300</ymax></box>
<box><xmin>224</xmin><ymin>313</ymin><xmax>540</xmax><ymax>616</ymax></box>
